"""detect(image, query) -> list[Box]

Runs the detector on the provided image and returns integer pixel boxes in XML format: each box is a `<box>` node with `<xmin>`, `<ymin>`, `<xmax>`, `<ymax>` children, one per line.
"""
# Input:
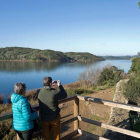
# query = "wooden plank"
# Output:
<box><xmin>74</xmin><ymin>98</ymin><xmax>79</xmax><ymax>130</ymax></box>
<box><xmin>59</xmin><ymin>95</ymin><xmax>77</xmax><ymax>104</ymax></box>
<box><xmin>61</xmin><ymin>113</ymin><xmax>73</xmax><ymax>119</ymax></box>
<box><xmin>69</xmin><ymin>134</ymin><xmax>87</xmax><ymax>140</ymax></box>
<box><xmin>0</xmin><ymin>95</ymin><xmax>77</xmax><ymax>122</ymax></box>
<box><xmin>77</xmin><ymin>95</ymin><xmax>140</xmax><ymax>112</ymax></box>
<box><xmin>61</xmin><ymin>130</ymin><xmax>78</xmax><ymax>140</ymax></box>
<box><xmin>78</xmin><ymin>116</ymin><xmax>140</xmax><ymax>139</ymax></box>
<box><xmin>78</xmin><ymin>129</ymin><xmax>109</xmax><ymax>140</ymax></box>
<box><xmin>61</xmin><ymin>117</ymin><xmax>77</xmax><ymax>126</ymax></box>
<box><xmin>0</xmin><ymin>111</ymin><xmax>13</xmax><ymax>121</ymax></box>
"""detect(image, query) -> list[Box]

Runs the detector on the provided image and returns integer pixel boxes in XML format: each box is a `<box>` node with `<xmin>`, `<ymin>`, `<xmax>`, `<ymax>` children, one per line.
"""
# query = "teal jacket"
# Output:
<box><xmin>11</xmin><ymin>93</ymin><xmax>38</xmax><ymax>131</ymax></box>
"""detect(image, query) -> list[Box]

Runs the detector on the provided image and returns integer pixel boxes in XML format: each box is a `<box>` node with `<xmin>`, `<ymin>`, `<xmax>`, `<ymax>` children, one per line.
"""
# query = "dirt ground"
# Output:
<box><xmin>60</xmin><ymin>87</ymin><xmax>115</xmax><ymax>138</ymax></box>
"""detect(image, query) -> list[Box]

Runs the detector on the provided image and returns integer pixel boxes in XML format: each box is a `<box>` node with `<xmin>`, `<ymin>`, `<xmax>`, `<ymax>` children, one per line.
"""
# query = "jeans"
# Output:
<box><xmin>16</xmin><ymin>129</ymin><xmax>33</xmax><ymax>140</ymax></box>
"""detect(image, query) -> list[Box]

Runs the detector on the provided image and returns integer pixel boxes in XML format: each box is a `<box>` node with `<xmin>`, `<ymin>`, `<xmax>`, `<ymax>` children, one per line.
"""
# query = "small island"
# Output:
<box><xmin>0</xmin><ymin>47</ymin><xmax>105</xmax><ymax>62</ymax></box>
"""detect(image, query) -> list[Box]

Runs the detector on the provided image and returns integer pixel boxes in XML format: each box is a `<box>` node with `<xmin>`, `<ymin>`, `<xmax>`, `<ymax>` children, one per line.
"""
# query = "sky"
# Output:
<box><xmin>0</xmin><ymin>0</ymin><xmax>140</xmax><ymax>55</ymax></box>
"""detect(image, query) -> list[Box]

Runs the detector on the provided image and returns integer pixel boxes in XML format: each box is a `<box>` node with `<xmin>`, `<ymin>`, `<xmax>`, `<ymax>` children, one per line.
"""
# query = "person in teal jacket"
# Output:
<box><xmin>11</xmin><ymin>83</ymin><xmax>38</xmax><ymax>140</ymax></box>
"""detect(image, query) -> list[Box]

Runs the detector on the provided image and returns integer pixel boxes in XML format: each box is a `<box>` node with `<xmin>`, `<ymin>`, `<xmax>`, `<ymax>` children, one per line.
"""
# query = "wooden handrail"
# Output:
<box><xmin>77</xmin><ymin>115</ymin><xmax>140</xmax><ymax>139</ymax></box>
<box><xmin>77</xmin><ymin>95</ymin><xmax>140</xmax><ymax>112</ymax></box>
<box><xmin>0</xmin><ymin>95</ymin><xmax>77</xmax><ymax>122</ymax></box>
<box><xmin>1</xmin><ymin>94</ymin><xmax>140</xmax><ymax>139</ymax></box>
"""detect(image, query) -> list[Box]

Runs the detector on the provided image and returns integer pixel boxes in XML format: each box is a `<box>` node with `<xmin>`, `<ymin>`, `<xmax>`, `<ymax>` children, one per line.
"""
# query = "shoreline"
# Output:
<box><xmin>0</xmin><ymin>59</ymin><xmax>104</xmax><ymax>63</ymax></box>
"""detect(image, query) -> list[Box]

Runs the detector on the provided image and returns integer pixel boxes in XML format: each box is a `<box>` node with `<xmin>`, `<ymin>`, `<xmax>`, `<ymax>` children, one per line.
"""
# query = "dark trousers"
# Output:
<box><xmin>16</xmin><ymin>129</ymin><xmax>33</xmax><ymax>140</ymax></box>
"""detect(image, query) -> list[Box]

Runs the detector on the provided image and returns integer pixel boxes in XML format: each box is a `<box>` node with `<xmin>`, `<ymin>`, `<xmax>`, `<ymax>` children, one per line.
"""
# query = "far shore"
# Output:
<box><xmin>0</xmin><ymin>59</ymin><xmax>104</xmax><ymax>63</ymax></box>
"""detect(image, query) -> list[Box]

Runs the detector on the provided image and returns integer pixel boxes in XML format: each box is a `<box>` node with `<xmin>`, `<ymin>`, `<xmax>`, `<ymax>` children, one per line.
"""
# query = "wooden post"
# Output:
<box><xmin>74</xmin><ymin>97</ymin><xmax>79</xmax><ymax>130</ymax></box>
<box><xmin>17</xmin><ymin>134</ymin><xmax>20</xmax><ymax>140</ymax></box>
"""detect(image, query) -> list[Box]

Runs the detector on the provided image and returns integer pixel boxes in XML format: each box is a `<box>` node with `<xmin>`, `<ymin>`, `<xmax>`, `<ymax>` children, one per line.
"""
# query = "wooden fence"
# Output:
<box><xmin>0</xmin><ymin>95</ymin><xmax>140</xmax><ymax>140</ymax></box>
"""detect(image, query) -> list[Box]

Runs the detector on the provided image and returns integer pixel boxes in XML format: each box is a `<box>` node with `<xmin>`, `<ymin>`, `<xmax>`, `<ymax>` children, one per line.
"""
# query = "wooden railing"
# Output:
<box><xmin>0</xmin><ymin>95</ymin><xmax>140</xmax><ymax>140</ymax></box>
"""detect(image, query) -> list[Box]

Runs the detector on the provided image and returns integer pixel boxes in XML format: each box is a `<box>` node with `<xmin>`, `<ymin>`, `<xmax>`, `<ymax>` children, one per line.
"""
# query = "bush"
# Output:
<box><xmin>129</xmin><ymin>57</ymin><xmax>140</xmax><ymax>75</ymax></box>
<box><xmin>78</xmin><ymin>67</ymin><xmax>101</xmax><ymax>88</ymax></box>
<box><xmin>123</xmin><ymin>76</ymin><xmax>140</xmax><ymax>103</ymax></box>
<box><xmin>123</xmin><ymin>57</ymin><xmax>140</xmax><ymax>103</ymax></box>
<box><xmin>98</xmin><ymin>66</ymin><xmax>125</xmax><ymax>86</ymax></box>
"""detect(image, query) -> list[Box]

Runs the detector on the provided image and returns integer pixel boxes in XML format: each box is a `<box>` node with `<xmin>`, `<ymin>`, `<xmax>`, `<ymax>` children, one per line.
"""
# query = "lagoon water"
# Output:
<box><xmin>0</xmin><ymin>60</ymin><xmax>132</xmax><ymax>103</ymax></box>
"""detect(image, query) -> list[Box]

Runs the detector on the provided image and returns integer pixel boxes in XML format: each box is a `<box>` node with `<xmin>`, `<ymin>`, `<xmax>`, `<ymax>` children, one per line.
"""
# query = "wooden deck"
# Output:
<box><xmin>70</xmin><ymin>134</ymin><xmax>95</xmax><ymax>140</ymax></box>
<box><xmin>61</xmin><ymin>129</ymin><xmax>109</xmax><ymax>140</ymax></box>
<box><xmin>1</xmin><ymin>95</ymin><xmax>140</xmax><ymax>140</ymax></box>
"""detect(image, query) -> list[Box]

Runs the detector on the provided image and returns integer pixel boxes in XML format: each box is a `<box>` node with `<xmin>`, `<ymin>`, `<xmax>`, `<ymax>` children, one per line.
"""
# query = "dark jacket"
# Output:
<box><xmin>37</xmin><ymin>85</ymin><xmax>67</xmax><ymax>122</ymax></box>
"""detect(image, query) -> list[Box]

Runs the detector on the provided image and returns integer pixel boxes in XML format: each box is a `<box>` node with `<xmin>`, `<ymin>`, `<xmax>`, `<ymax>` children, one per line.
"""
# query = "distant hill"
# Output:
<box><xmin>0</xmin><ymin>47</ymin><xmax>104</xmax><ymax>62</ymax></box>
<box><xmin>100</xmin><ymin>55</ymin><xmax>138</xmax><ymax>60</ymax></box>
<box><xmin>65</xmin><ymin>52</ymin><xmax>104</xmax><ymax>61</ymax></box>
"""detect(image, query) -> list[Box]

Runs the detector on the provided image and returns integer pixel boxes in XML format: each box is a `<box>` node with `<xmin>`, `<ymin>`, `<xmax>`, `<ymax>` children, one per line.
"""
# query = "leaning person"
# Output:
<box><xmin>11</xmin><ymin>83</ymin><xmax>38</xmax><ymax>140</ymax></box>
<box><xmin>37</xmin><ymin>77</ymin><xmax>67</xmax><ymax>140</ymax></box>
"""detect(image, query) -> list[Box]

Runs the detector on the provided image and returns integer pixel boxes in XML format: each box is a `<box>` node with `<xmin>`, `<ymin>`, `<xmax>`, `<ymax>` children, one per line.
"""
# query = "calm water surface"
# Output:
<box><xmin>0</xmin><ymin>60</ymin><xmax>132</xmax><ymax>102</ymax></box>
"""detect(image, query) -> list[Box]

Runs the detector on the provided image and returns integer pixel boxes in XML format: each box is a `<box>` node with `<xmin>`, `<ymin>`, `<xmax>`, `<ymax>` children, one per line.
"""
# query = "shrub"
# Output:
<box><xmin>98</xmin><ymin>66</ymin><xmax>125</xmax><ymax>86</ymax></box>
<box><xmin>129</xmin><ymin>57</ymin><xmax>140</xmax><ymax>75</ymax></box>
<box><xmin>78</xmin><ymin>67</ymin><xmax>101</xmax><ymax>88</ymax></box>
<box><xmin>123</xmin><ymin>76</ymin><xmax>140</xmax><ymax>103</ymax></box>
<box><xmin>123</xmin><ymin>57</ymin><xmax>140</xmax><ymax>103</ymax></box>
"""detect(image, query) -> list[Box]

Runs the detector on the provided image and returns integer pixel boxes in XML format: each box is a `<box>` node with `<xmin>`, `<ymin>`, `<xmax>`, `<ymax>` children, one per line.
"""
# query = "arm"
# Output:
<box><xmin>34</xmin><ymin>89</ymin><xmax>40</xmax><ymax>100</ymax></box>
<box><xmin>54</xmin><ymin>85</ymin><xmax>67</xmax><ymax>100</ymax></box>
<box><xmin>21</xmin><ymin>101</ymin><xmax>38</xmax><ymax>121</ymax></box>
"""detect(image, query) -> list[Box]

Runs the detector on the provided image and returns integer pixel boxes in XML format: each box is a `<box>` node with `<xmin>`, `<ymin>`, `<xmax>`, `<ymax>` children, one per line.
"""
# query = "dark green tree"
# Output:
<box><xmin>129</xmin><ymin>57</ymin><xmax>140</xmax><ymax>75</ymax></box>
<box><xmin>98</xmin><ymin>66</ymin><xmax>124</xmax><ymax>86</ymax></box>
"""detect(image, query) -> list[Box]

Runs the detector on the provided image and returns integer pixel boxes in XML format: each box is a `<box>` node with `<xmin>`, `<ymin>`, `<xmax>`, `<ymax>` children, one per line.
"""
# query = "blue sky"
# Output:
<box><xmin>0</xmin><ymin>0</ymin><xmax>140</xmax><ymax>55</ymax></box>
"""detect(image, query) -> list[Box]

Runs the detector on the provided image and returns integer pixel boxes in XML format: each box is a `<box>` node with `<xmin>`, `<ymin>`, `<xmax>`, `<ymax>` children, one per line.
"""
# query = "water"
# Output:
<box><xmin>0</xmin><ymin>60</ymin><xmax>132</xmax><ymax>103</ymax></box>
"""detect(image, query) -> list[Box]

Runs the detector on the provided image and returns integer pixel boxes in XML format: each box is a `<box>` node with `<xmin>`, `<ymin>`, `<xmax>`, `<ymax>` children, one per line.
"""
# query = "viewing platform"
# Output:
<box><xmin>1</xmin><ymin>95</ymin><xmax>140</xmax><ymax>140</ymax></box>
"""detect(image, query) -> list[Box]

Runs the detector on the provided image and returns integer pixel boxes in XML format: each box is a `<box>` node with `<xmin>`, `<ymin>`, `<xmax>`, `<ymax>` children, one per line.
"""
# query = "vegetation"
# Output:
<box><xmin>78</xmin><ymin>67</ymin><xmax>101</xmax><ymax>88</ymax></box>
<box><xmin>101</xmin><ymin>55</ymin><xmax>136</xmax><ymax>60</ymax></box>
<box><xmin>98</xmin><ymin>66</ymin><xmax>125</xmax><ymax>86</ymax></box>
<box><xmin>123</xmin><ymin>57</ymin><xmax>140</xmax><ymax>103</ymax></box>
<box><xmin>123</xmin><ymin>76</ymin><xmax>140</xmax><ymax>103</ymax></box>
<box><xmin>138</xmin><ymin>52</ymin><xmax>140</xmax><ymax>57</ymax></box>
<box><xmin>65</xmin><ymin>52</ymin><xmax>104</xmax><ymax>61</ymax></box>
<box><xmin>0</xmin><ymin>47</ymin><xmax>104</xmax><ymax>62</ymax></box>
<box><xmin>129</xmin><ymin>57</ymin><xmax>140</xmax><ymax>74</ymax></box>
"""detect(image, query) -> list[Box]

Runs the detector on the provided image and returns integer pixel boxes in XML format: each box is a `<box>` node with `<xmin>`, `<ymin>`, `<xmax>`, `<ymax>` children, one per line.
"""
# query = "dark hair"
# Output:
<box><xmin>14</xmin><ymin>83</ymin><xmax>26</xmax><ymax>95</ymax></box>
<box><xmin>43</xmin><ymin>77</ymin><xmax>52</xmax><ymax>86</ymax></box>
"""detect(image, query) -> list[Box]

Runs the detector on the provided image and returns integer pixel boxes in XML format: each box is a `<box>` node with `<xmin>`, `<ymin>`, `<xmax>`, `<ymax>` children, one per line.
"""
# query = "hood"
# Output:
<box><xmin>11</xmin><ymin>93</ymin><xmax>25</xmax><ymax>103</ymax></box>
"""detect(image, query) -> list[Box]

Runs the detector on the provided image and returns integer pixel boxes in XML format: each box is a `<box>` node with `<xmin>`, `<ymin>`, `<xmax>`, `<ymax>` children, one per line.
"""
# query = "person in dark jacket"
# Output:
<box><xmin>37</xmin><ymin>77</ymin><xmax>67</xmax><ymax>140</ymax></box>
<box><xmin>11</xmin><ymin>83</ymin><xmax>38</xmax><ymax>140</ymax></box>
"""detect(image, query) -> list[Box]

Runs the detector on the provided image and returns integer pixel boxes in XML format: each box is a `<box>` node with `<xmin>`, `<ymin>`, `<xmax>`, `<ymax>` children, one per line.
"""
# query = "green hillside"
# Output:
<box><xmin>65</xmin><ymin>52</ymin><xmax>104</xmax><ymax>61</ymax></box>
<box><xmin>0</xmin><ymin>47</ymin><xmax>104</xmax><ymax>62</ymax></box>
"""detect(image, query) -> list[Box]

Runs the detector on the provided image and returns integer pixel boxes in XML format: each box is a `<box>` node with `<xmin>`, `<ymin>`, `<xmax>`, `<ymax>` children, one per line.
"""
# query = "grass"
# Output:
<box><xmin>87</xmin><ymin>124</ymin><xmax>106</xmax><ymax>137</ymax></box>
<box><xmin>86</xmin><ymin>114</ymin><xmax>109</xmax><ymax>137</ymax></box>
<box><xmin>90</xmin><ymin>114</ymin><xmax>108</xmax><ymax>122</ymax></box>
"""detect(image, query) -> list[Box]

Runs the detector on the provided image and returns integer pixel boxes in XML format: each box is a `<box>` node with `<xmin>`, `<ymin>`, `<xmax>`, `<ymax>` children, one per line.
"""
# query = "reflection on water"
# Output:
<box><xmin>0</xmin><ymin>60</ymin><xmax>132</xmax><ymax>103</ymax></box>
<box><xmin>0</xmin><ymin>61</ymin><xmax>63</xmax><ymax>73</ymax></box>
